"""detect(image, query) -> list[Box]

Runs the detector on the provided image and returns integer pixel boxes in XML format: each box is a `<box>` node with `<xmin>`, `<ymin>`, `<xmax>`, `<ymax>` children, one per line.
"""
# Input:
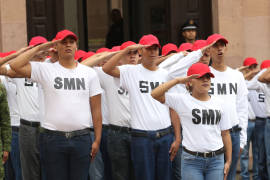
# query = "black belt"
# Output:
<box><xmin>20</xmin><ymin>119</ymin><xmax>40</xmax><ymax>127</ymax></box>
<box><xmin>41</xmin><ymin>128</ymin><xmax>91</xmax><ymax>139</ymax></box>
<box><xmin>11</xmin><ymin>126</ymin><xmax>19</xmax><ymax>132</ymax></box>
<box><xmin>109</xmin><ymin>124</ymin><xmax>131</xmax><ymax>133</ymax></box>
<box><xmin>103</xmin><ymin>124</ymin><xmax>109</xmax><ymax>130</ymax></box>
<box><xmin>256</xmin><ymin>117</ymin><xmax>266</xmax><ymax>121</ymax></box>
<box><xmin>131</xmin><ymin>127</ymin><xmax>172</xmax><ymax>138</ymax></box>
<box><xmin>90</xmin><ymin>124</ymin><xmax>109</xmax><ymax>132</ymax></box>
<box><xmin>183</xmin><ymin>147</ymin><xmax>224</xmax><ymax>158</ymax></box>
<box><xmin>229</xmin><ymin>125</ymin><xmax>242</xmax><ymax>133</ymax></box>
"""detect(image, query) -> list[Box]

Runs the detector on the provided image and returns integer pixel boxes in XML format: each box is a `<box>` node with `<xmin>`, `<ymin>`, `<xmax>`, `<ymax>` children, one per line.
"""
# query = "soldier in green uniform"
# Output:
<box><xmin>0</xmin><ymin>83</ymin><xmax>11</xmax><ymax>179</ymax></box>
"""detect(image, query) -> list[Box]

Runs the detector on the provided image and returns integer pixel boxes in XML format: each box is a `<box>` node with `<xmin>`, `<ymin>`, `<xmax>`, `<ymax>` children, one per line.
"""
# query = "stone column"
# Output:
<box><xmin>0</xmin><ymin>0</ymin><xmax>28</xmax><ymax>52</ymax></box>
<box><xmin>212</xmin><ymin>0</ymin><xmax>270</xmax><ymax>68</ymax></box>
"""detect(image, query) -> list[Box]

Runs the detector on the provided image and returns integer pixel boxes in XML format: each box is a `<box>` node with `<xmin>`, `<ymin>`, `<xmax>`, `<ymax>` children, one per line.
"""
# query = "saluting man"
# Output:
<box><xmin>10</xmin><ymin>30</ymin><xmax>102</xmax><ymax>180</ymax></box>
<box><xmin>103</xmin><ymin>34</ymin><xmax>181</xmax><ymax>180</ymax></box>
<box><xmin>207</xmin><ymin>34</ymin><xmax>248</xmax><ymax>180</ymax></box>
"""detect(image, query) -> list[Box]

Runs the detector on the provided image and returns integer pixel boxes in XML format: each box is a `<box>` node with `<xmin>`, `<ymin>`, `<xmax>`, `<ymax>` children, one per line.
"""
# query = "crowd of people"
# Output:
<box><xmin>0</xmin><ymin>24</ymin><xmax>269</xmax><ymax>180</ymax></box>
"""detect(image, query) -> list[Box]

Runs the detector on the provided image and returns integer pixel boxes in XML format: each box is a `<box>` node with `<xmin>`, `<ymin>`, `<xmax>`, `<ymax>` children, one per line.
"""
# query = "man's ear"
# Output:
<box><xmin>182</xmin><ymin>31</ymin><xmax>185</xmax><ymax>37</ymax></box>
<box><xmin>138</xmin><ymin>48</ymin><xmax>143</xmax><ymax>55</ymax></box>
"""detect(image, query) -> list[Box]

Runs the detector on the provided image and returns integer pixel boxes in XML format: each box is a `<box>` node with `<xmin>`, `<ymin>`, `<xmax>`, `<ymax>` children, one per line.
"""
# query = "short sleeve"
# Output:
<box><xmin>30</xmin><ymin>62</ymin><xmax>44</xmax><ymax>84</ymax></box>
<box><xmin>93</xmin><ymin>67</ymin><xmax>105</xmax><ymax>88</ymax></box>
<box><xmin>219</xmin><ymin>101</ymin><xmax>232</xmax><ymax>131</ymax></box>
<box><xmin>88</xmin><ymin>70</ymin><xmax>102</xmax><ymax>97</ymax></box>
<box><xmin>119</xmin><ymin>65</ymin><xmax>132</xmax><ymax>90</ymax></box>
<box><xmin>165</xmin><ymin>93</ymin><xmax>182</xmax><ymax>112</ymax></box>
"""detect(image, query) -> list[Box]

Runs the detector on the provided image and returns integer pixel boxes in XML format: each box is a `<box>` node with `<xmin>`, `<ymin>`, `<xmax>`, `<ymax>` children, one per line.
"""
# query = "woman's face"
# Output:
<box><xmin>190</xmin><ymin>74</ymin><xmax>211</xmax><ymax>94</ymax></box>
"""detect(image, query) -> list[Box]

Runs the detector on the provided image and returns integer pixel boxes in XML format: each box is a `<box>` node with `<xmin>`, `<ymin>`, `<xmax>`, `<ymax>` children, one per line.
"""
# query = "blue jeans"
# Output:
<box><xmin>4</xmin><ymin>155</ymin><xmax>14</xmax><ymax>180</ymax></box>
<box><xmin>131</xmin><ymin>129</ymin><xmax>173</xmax><ymax>180</ymax></box>
<box><xmin>172</xmin><ymin>143</ymin><xmax>182</xmax><ymax>180</ymax></box>
<box><xmin>5</xmin><ymin>130</ymin><xmax>22</xmax><ymax>180</ymax></box>
<box><xmin>11</xmin><ymin>130</ymin><xmax>22</xmax><ymax>180</ymax></box>
<box><xmin>240</xmin><ymin>120</ymin><xmax>258</xmax><ymax>180</ymax></box>
<box><xmin>265</xmin><ymin>118</ymin><xmax>270</xmax><ymax>179</ymax></box>
<box><xmin>181</xmin><ymin>150</ymin><xmax>224</xmax><ymax>180</ymax></box>
<box><xmin>255</xmin><ymin>118</ymin><xmax>268</xmax><ymax>180</ymax></box>
<box><xmin>100</xmin><ymin>128</ymin><xmax>112</xmax><ymax>180</ymax></box>
<box><xmin>107</xmin><ymin>128</ymin><xmax>134</xmax><ymax>180</ymax></box>
<box><xmin>40</xmin><ymin>132</ymin><xmax>92</xmax><ymax>180</ymax></box>
<box><xmin>89</xmin><ymin>131</ymin><xmax>104</xmax><ymax>180</ymax></box>
<box><xmin>227</xmin><ymin>130</ymin><xmax>240</xmax><ymax>180</ymax></box>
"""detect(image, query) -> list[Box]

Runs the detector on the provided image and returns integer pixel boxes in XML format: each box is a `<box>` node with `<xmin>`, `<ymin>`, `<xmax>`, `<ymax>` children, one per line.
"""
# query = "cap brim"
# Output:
<box><xmin>249</xmin><ymin>63</ymin><xmax>258</xmax><ymax>66</ymax></box>
<box><xmin>147</xmin><ymin>43</ymin><xmax>161</xmax><ymax>49</ymax></box>
<box><xmin>198</xmin><ymin>72</ymin><xmax>215</xmax><ymax>78</ymax></box>
<box><xmin>182</xmin><ymin>26</ymin><xmax>197</xmax><ymax>31</ymax></box>
<box><xmin>61</xmin><ymin>34</ymin><xmax>78</xmax><ymax>41</ymax></box>
<box><xmin>216</xmin><ymin>38</ymin><xmax>228</xmax><ymax>44</ymax></box>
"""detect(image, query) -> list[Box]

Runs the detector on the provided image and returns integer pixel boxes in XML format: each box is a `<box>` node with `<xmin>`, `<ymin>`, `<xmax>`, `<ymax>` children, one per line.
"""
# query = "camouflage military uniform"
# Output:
<box><xmin>0</xmin><ymin>84</ymin><xmax>11</xmax><ymax>179</ymax></box>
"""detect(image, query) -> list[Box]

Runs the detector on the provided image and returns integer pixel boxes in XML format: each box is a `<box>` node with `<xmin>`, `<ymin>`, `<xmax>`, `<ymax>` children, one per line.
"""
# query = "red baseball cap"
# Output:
<box><xmin>82</xmin><ymin>51</ymin><xmax>95</xmax><ymax>61</ymax></box>
<box><xmin>243</xmin><ymin>57</ymin><xmax>258</xmax><ymax>66</ymax></box>
<box><xmin>162</xmin><ymin>43</ymin><xmax>178</xmax><ymax>56</ymax></box>
<box><xmin>0</xmin><ymin>51</ymin><xmax>16</xmax><ymax>57</ymax></box>
<box><xmin>178</xmin><ymin>43</ymin><xmax>193</xmax><ymax>52</ymax></box>
<box><xmin>111</xmin><ymin>46</ymin><xmax>121</xmax><ymax>52</ymax></box>
<box><xmin>207</xmin><ymin>34</ymin><xmax>228</xmax><ymax>45</ymax></box>
<box><xmin>96</xmin><ymin>47</ymin><xmax>110</xmax><ymax>54</ymax></box>
<box><xmin>74</xmin><ymin>50</ymin><xmax>87</xmax><ymax>60</ymax></box>
<box><xmin>120</xmin><ymin>41</ymin><xmax>136</xmax><ymax>50</ymax></box>
<box><xmin>260</xmin><ymin>60</ymin><xmax>270</xmax><ymax>70</ymax></box>
<box><xmin>187</xmin><ymin>63</ymin><xmax>215</xmax><ymax>78</ymax></box>
<box><xmin>55</xmin><ymin>30</ymin><xmax>78</xmax><ymax>41</ymax></box>
<box><xmin>191</xmin><ymin>40</ymin><xmax>207</xmax><ymax>51</ymax></box>
<box><xmin>29</xmin><ymin>36</ymin><xmax>48</xmax><ymax>46</ymax></box>
<box><xmin>139</xmin><ymin>34</ymin><xmax>161</xmax><ymax>48</ymax></box>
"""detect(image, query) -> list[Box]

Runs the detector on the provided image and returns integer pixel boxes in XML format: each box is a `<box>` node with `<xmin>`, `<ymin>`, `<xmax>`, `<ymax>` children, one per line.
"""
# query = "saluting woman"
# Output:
<box><xmin>151</xmin><ymin>63</ymin><xmax>232</xmax><ymax>180</ymax></box>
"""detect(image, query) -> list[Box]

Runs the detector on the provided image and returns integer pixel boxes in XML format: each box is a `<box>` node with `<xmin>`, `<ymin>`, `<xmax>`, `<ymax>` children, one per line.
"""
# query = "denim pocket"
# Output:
<box><xmin>182</xmin><ymin>151</ymin><xmax>196</xmax><ymax>160</ymax></box>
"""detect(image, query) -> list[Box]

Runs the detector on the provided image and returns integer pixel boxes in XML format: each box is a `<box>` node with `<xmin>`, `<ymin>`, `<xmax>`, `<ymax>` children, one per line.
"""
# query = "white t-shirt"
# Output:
<box><xmin>0</xmin><ymin>76</ymin><xmax>20</xmax><ymax>126</ymax></box>
<box><xmin>247</xmin><ymin>69</ymin><xmax>270</xmax><ymax>117</ymax></box>
<box><xmin>38</xmin><ymin>58</ymin><xmax>55</xmax><ymax>123</ymax></box>
<box><xmin>248</xmin><ymin>90</ymin><xmax>266</xmax><ymax>118</ymax></box>
<box><xmin>248</xmin><ymin>101</ymin><xmax>256</xmax><ymax>120</ymax></box>
<box><xmin>209</xmin><ymin>66</ymin><xmax>248</xmax><ymax>148</ymax></box>
<box><xmin>119</xmin><ymin>64</ymin><xmax>171</xmax><ymax>130</ymax></box>
<box><xmin>159</xmin><ymin>52</ymin><xmax>185</xmax><ymax>71</ymax></box>
<box><xmin>165</xmin><ymin>93</ymin><xmax>232</xmax><ymax>152</ymax></box>
<box><xmin>101</xmin><ymin>90</ymin><xmax>109</xmax><ymax>125</ymax></box>
<box><xmin>30</xmin><ymin>61</ymin><xmax>102</xmax><ymax>131</ymax></box>
<box><xmin>11</xmin><ymin>78</ymin><xmax>39</xmax><ymax>122</ymax></box>
<box><xmin>95</xmin><ymin>67</ymin><xmax>130</xmax><ymax>127</ymax></box>
<box><xmin>168</xmin><ymin>50</ymin><xmax>203</xmax><ymax>79</ymax></box>
<box><xmin>160</xmin><ymin>50</ymin><xmax>203</xmax><ymax>94</ymax></box>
